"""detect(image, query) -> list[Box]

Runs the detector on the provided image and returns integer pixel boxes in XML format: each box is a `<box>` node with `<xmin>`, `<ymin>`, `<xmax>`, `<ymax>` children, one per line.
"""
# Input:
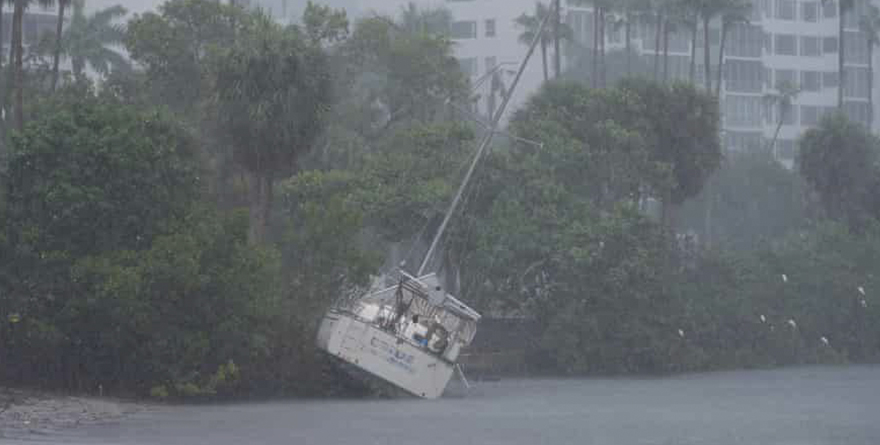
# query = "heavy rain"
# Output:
<box><xmin>1</xmin><ymin>0</ymin><xmax>879</xmax><ymax>444</ymax></box>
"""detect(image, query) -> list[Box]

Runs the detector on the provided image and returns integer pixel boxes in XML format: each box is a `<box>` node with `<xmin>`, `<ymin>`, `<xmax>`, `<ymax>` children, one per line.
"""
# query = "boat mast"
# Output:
<box><xmin>416</xmin><ymin>5</ymin><xmax>554</xmax><ymax>276</ymax></box>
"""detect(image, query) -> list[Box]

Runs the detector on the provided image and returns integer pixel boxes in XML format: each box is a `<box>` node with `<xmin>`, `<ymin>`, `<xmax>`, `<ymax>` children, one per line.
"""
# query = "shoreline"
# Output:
<box><xmin>0</xmin><ymin>387</ymin><xmax>149</xmax><ymax>440</ymax></box>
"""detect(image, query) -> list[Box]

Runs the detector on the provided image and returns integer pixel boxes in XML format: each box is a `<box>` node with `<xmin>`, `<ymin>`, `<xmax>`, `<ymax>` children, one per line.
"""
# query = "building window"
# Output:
<box><xmin>823</xmin><ymin>0</ymin><xmax>837</xmax><ymax>18</ymax></box>
<box><xmin>801</xmin><ymin>71</ymin><xmax>821</xmax><ymax>91</ymax></box>
<box><xmin>751</xmin><ymin>1</ymin><xmax>763</xmax><ymax>21</ymax></box>
<box><xmin>801</xmin><ymin>105</ymin><xmax>821</xmax><ymax>126</ymax></box>
<box><xmin>450</xmin><ymin>21</ymin><xmax>477</xmax><ymax>39</ymax></box>
<box><xmin>844</xmin><ymin>67</ymin><xmax>870</xmax><ymax>98</ymax></box>
<box><xmin>823</xmin><ymin>71</ymin><xmax>839</xmax><ymax>88</ymax></box>
<box><xmin>725</xmin><ymin>59</ymin><xmax>763</xmax><ymax>93</ymax></box>
<box><xmin>775</xmin><ymin>0</ymin><xmax>796</xmax><ymax>20</ymax></box>
<box><xmin>728</xmin><ymin>24</ymin><xmax>762</xmax><ymax>57</ymax></box>
<box><xmin>823</xmin><ymin>36</ymin><xmax>839</xmax><ymax>53</ymax></box>
<box><xmin>844</xmin><ymin>31</ymin><xmax>868</xmax><ymax>64</ymax></box>
<box><xmin>724</xmin><ymin>94</ymin><xmax>764</xmax><ymax>127</ymax></box>
<box><xmin>458</xmin><ymin>57</ymin><xmax>477</xmax><ymax>77</ymax></box>
<box><xmin>802</xmin><ymin>2</ymin><xmax>819</xmax><ymax>22</ymax></box>
<box><xmin>775</xmin><ymin>69</ymin><xmax>798</xmax><ymax>86</ymax></box>
<box><xmin>800</xmin><ymin>36</ymin><xmax>821</xmax><ymax>56</ymax></box>
<box><xmin>485</xmin><ymin>19</ymin><xmax>496</xmax><ymax>38</ymax></box>
<box><xmin>844</xmin><ymin>101</ymin><xmax>871</xmax><ymax>126</ymax></box>
<box><xmin>775</xmin><ymin>34</ymin><xmax>797</xmax><ymax>55</ymax></box>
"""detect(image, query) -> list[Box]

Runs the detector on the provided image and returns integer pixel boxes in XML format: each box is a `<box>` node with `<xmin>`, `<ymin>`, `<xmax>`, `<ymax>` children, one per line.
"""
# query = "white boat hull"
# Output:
<box><xmin>316</xmin><ymin>310</ymin><xmax>455</xmax><ymax>399</ymax></box>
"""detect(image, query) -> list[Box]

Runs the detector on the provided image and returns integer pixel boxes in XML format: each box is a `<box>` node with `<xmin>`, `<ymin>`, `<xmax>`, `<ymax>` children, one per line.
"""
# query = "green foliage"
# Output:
<box><xmin>678</xmin><ymin>150</ymin><xmax>808</xmax><ymax>251</ymax></box>
<box><xmin>278</xmin><ymin>170</ymin><xmax>379</xmax><ymax>322</ymax></box>
<box><xmin>338</xmin><ymin>15</ymin><xmax>469</xmax><ymax>127</ymax></box>
<box><xmin>125</xmin><ymin>0</ymin><xmax>245</xmax><ymax>114</ymax></box>
<box><xmin>301</xmin><ymin>1</ymin><xmax>349</xmax><ymax>45</ymax></box>
<box><xmin>353</xmin><ymin>122</ymin><xmax>475</xmax><ymax>241</ymax></box>
<box><xmin>49</xmin><ymin>1</ymin><xmax>130</xmax><ymax>79</ymax></box>
<box><xmin>0</xmin><ymin>90</ymin><xmax>282</xmax><ymax>396</ymax></box>
<box><xmin>4</xmin><ymin>90</ymin><xmax>199</xmax><ymax>258</ymax></box>
<box><xmin>617</xmin><ymin>79</ymin><xmax>722</xmax><ymax>207</ymax></box>
<box><xmin>209</xmin><ymin>13</ymin><xmax>331</xmax><ymax>179</ymax></box>
<box><xmin>207</xmin><ymin>11</ymin><xmax>334</xmax><ymax>241</ymax></box>
<box><xmin>3</xmin><ymin>0</ymin><xmax>879</xmax><ymax>397</ymax></box>
<box><xmin>799</xmin><ymin>111</ymin><xmax>880</xmax><ymax>229</ymax></box>
<box><xmin>398</xmin><ymin>3</ymin><xmax>453</xmax><ymax>37</ymax></box>
<box><xmin>68</xmin><ymin>209</ymin><xmax>281</xmax><ymax>395</ymax></box>
<box><xmin>510</xmin><ymin>79</ymin><xmax>721</xmax><ymax>214</ymax></box>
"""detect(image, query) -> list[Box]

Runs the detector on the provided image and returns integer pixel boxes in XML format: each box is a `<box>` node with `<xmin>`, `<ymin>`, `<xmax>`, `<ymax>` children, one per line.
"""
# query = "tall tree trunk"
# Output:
<box><xmin>704</xmin><ymin>192</ymin><xmax>713</xmax><ymax>249</ymax></box>
<box><xmin>770</xmin><ymin>111</ymin><xmax>785</xmax><ymax>159</ymax></box>
<box><xmin>869</xmin><ymin>40</ymin><xmax>874</xmax><ymax>125</ymax></box>
<box><xmin>663</xmin><ymin>19</ymin><xmax>670</xmax><ymax>82</ymax></box>
<box><xmin>8</xmin><ymin>17</ymin><xmax>14</xmax><ymax>73</ymax></box>
<box><xmin>689</xmin><ymin>19</ymin><xmax>697</xmax><ymax>83</ymax></box>
<box><xmin>716</xmin><ymin>23</ymin><xmax>728</xmax><ymax>98</ymax></box>
<box><xmin>839</xmin><ymin>5</ymin><xmax>845</xmax><ymax>108</ymax></box>
<box><xmin>654</xmin><ymin>12</ymin><xmax>662</xmax><ymax>81</ymax></box>
<box><xmin>247</xmin><ymin>171</ymin><xmax>273</xmax><ymax>244</ymax></box>
<box><xmin>52</xmin><ymin>0</ymin><xmax>66</xmax><ymax>92</ymax></box>
<box><xmin>703</xmin><ymin>16</ymin><xmax>712</xmax><ymax>92</ymax></box>
<box><xmin>541</xmin><ymin>41</ymin><xmax>548</xmax><ymax>82</ymax></box>
<box><xmin>0</xmin><ymin>2</ymin><xmax>5</xmax><ymax>70</ymax></box>
<box><xmin>625</xmin><ymin>13</ymin><xmax>632</xmax><ymax>76</ymax></box>
<box><xmin>12</xmin><ymin>0</ymin><xmax>24</xmax><ymax>132</ymax></box>
<box><xmin>599</xmin><ymin>7</ymin><xmax>606</xmax><ymax>87</ymax></box>
<box><xmin>553</xmin><ymin>0</ymin><xmax>561</xmax><ymax>78</ymax></box>
<box><xmin>663</xmin><ymin>20</ymin><xmax>670</xmax><ymax>83</ymax></box>
<box><xmin>592</xmin><ymin>7</ymin><xmax>599</xmax><ymax>87</ymax></box>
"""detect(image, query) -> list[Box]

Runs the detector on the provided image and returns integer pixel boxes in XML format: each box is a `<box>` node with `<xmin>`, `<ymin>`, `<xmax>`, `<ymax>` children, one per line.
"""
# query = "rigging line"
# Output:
<box><xmin>446</xmin><ymin>100</ymin><xmax>544</xmax><ymax>149</ymax></box>
<box><xmin>417</xmin><ymin>4</ymin><xmax>553</xmax><ymax>276</ymax></box>
<box><xmin>393</xmin><ymin>113</ymin><xmax>473</xmax><ymax>275</ymax></box>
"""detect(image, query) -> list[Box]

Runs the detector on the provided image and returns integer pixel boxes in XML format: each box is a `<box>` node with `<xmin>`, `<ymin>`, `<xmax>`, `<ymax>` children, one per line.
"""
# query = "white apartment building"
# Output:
<box><xmin>353</xmin><ymin>0</ymin><xmax>551</xmax><ymax>122</ymax></box>
<box><xmin>350</xmin><ymin>0</ymin><xmax>878</xmax><ymax>167</ymax></box>
<box><xmin>567</xmin><ymin>0</ymin><xmax>879</xmax><ymax>168</ymax></box>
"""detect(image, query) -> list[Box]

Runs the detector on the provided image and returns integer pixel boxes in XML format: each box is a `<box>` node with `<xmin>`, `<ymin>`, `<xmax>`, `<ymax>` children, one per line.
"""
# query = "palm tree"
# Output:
<box><xmin>11</xmin><ymin>0</ymin><xmax>24</xmax><ymax>130</ymax></box>
<box><xmin>622</xmin><ymin>0</ymin><xmax>652</xmax><ymax>77</ymax></box>
<box><xmin>399</xmin><ymin>2</ymin><xmax>452</xmax><ymax>36</ymax></box>
<box><xmin>678</xmin><ymin>0</ymin><xmax>700</xmax><ymax>84</ymax></box>
<box><xmin>662</xmin><ymin>16</ymin><xmax>677</xmax><ymax>82</ymax></box>
<box><xmin>595</xmin><ymin>2</ymin><xmax>603</xmax><ymax>86</ymax></box>
<box><xmin>764</xmin><ymin>80</ymin><xmax>800</xmax><ymax>159</ymax></box>
<box><xmin>654</xmin><ymin>0</ymin><xmax>663</xmax><ymax>81</ymax></box>
<box><xmin>2</xmin><ymin>0</ymin><xmax>52</xmax><ymax>128</ymax></box>
<box><xmin>553</xmin><ymin>0</ymin><xmax>561</xmax><ymax>78</ymax></box>
<box><xmin>569</xmin><ymin>0</ymin><xmax>611</xmax><ymax>86</ymax></box>
<box><xmin>715</xmin><ymin>0</ymin><xmax>751</xmax><ymax>98</ymax></box>
<box><xmin>699</xmin><ymin>0</ymin><xmax>727</xmax><ymax>92</ymax></box>
<box><xmin>5</xmin><ymin>0</ymin><xmax>52</xmax><ymax>72</ymax></box>
<box><xmin>597</xmin><ymin>2</ymin><xmax>611</xmax><ymax>86</ymax></box>
<box><xmin>859</xmin><ymin>4</ymin><xmax>880</xmax><ymax>124</ymax></box>
<box><xmin>60</xmin><ymin>1</ymin><xmax>130</xmax><ymax>80</ymax></box>
<box><xmin>51</xmin><ymin>0</ymin><xmax>71</xmax><ymax>91</ymax></box>
<box><xmin>515</xmin><ymin>3</ymin><xmax>552</xmax><ymax>81</ymax></box>
<box><xmin>0</xmin><ymin>2</ymin><xmax>5</xmax><ymax>70</ymax></box>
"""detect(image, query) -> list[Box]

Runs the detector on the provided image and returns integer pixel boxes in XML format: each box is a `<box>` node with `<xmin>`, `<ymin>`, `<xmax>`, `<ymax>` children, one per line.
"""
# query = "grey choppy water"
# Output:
<box><xmin>6</xmin><ymin>365</ymin><xmax>879</xmax><ymax>445</ymax></box>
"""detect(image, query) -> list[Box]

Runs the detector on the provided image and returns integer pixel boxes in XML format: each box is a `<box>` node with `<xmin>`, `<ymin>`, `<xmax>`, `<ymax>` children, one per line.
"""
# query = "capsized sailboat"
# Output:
<box><xmin>316</xmin><ymin>270</ymin><xmax>480</xmax><ymax>399</ymax></box>
<box><xmin>315</xmin><ymin>5</ymin><xmax>551</xmax><ymax>399</ymax></box>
